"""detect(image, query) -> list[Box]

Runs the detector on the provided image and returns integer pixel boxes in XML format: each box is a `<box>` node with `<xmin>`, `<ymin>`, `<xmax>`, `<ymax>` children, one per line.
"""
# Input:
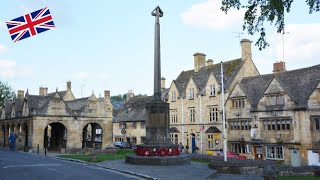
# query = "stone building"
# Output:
<box><xmin>113</xmin><ymin>88</ymin><xmax>169</xmax><ymax>145</ymax></box>
<box><xmin>0</xmin><ymin>81</ymin><xmax>113</xmax><ymax>152</ymax></box>
<box><xmin>167</xmin><ymin>39</ymin><xmax>259</xmax><ymax>154</ymax></box>
<box><xmin>226</xmin><ymin>62</ymin><xmax>320</xmax><ymax>166</ymax></box>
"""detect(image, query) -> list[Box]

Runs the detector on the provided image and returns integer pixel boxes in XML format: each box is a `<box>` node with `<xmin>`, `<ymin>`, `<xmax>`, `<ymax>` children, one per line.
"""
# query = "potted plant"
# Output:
<box><xmin>185</xmin><ymin>145</ymin><xmax>189</xmax><ymax>153</ymax></box>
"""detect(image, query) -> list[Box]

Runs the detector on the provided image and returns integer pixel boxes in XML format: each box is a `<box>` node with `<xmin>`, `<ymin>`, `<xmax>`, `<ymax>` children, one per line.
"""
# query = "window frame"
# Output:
<box><xmin>266</xmin><ymin>145</ymin><xmax>284</xmax><ymax>160</ymax></box>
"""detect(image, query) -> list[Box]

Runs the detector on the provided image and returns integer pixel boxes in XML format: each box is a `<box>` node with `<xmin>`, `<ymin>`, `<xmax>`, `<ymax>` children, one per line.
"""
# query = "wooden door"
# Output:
<box><xmin>254</xmin><ymin>146</ymin><xmax>263</xmax><ymax>160</ymax></box>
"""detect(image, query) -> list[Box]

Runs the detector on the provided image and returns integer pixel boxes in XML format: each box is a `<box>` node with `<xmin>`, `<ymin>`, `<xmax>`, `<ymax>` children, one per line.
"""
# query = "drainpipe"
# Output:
<box><xmin>199</xmin><ymin>95</ymin><xmax>203</xmax><ymax>154</ymax></box>
<box><xmin>181</xmin><ymin>97</ymin><xmax>184</xmax><ymax>146</ymax></box>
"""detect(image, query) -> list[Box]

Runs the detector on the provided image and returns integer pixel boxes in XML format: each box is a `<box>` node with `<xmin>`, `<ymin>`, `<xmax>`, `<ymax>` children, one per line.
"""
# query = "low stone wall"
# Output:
<box><xmin>190</xmin><ymin>154</ymin><xmax>320</xmax><ymax>177</ymax></box>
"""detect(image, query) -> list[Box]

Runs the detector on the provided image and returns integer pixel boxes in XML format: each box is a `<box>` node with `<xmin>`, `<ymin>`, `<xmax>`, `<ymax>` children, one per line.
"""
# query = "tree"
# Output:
<box><xmin>110</xmin><ymin>94</ymin><xmax>127</xmax><ymax>102</ymax></box>
<box><xmin>0</xmin><ymin>81</ymin><xmax>15</xmax><ymax>108</ymax></box>
<box><xmin>221</xmin><ymin>0</ymin><xmax>320</xmax><ymax>50</ymax></box>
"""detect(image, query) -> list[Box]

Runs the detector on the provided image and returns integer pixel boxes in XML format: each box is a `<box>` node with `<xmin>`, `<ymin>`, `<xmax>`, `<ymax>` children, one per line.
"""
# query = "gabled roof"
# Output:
<box><xmin>241</xmin><ymin>64</ymin><xmax>320</xmax><ymax>109</ymax></box>
<box><xmin>27</xmin><ymin>94</ymin><xmax>56</xmax><ymax>111</ymax></box>
<box><xmin>174</xmin><ymin>59</ymin><xmax>243</xmax><ymax>98</ymax></box>
<box><xmin>161</xmin><ymin>88</ymin><xmax>169</xmax><ymax>101</ymax></box>
<box><xmin>113</xmin><ymin>96</ymin><xmax>153</xmax><ymax>122</ymax></box>
<box><xmin>241</xmin><ymin>74</ymin><xmax>274</xmax><ymax>109</ymax></box>
<box><xmin>65</xmin><ymin>97</ymin><xmax>89</xmax><ymax>111</ymax></box>
<box><xmin>14</xmin><ymin>98</ymin><xmax>24</xmax><ymax>117</ymax></box>
<box><xmin>48</xmin><ymin>91</ymin><xmax>67</xmax><ymax>98</ymax></box>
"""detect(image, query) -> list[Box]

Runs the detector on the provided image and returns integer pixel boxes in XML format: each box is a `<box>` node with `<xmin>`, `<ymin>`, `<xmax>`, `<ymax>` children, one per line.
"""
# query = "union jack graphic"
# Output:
<box><xmin>6</xmin><ymin>7</ymin><xmax>55</xmax><ymax>42</ymax></box>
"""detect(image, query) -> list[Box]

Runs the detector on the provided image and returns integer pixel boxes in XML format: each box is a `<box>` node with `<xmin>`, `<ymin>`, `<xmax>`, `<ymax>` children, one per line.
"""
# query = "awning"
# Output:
<box><xmin>170</xmin><ymin>127</ymin><xmax>180</xmax><ymax>133</ymax></box>
<box><xmin>205</xmin><ymin>126</ymin><xmax>221</xmax><ymax>133</ymax></box>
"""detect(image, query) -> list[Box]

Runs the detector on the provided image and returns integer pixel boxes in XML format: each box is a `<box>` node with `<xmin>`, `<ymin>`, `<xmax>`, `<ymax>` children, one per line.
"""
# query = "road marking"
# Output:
<box><xmin>3</xmin><ymin>164</ymin><xmax>61</xmax><ymax>168</ymax></box>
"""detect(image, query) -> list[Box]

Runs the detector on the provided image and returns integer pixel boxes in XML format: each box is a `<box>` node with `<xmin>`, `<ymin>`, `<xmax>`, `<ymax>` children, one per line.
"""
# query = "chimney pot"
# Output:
<box><xmin>161</xmin><ymin>77</ymin><xmax>166</xmax><ymax>91</ymax></box>
<box><xmin>67</xmin><ymin>81</ymin><xmax>71</xmax><ymax>90</ymax></box>
<box><xmin>273</xmin><ymin>61</ymin><xmax>286</xmax><ymax>73</ymax></box>
<box><xmin>39</xmin><ymin>87</ymin><xmax>48</xmax><ymax>96</ymax></box>
<box><xmin>104</xmin><ymin>90</ymin><xmax>110</xmax><ymax>100</ymax></box>
<box><xmin>17</xmin><ymin>90</ymin><xmax>24</xmax><ymax>99</ymax></box>
<box><xmin>206</xmin><ymin>59</ymin><xmax>213</xmax><ymax>66</ymax></box>
<box><xmin>193</xmin><ymin>52</ymin><xmax>206</xmax><ymax>72</ymax></box>
<box><xmin>240</xmin><ymin>39</ymin><xmax>252</xmax><ymax>61</ymax></box>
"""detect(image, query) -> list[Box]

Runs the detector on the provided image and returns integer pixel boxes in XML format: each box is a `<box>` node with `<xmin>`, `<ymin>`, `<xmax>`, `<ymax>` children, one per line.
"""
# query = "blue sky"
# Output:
<box><xmin>0</xmin><ymin>0</ymin><xmax>319</xmax><ymax>98</ymax></box>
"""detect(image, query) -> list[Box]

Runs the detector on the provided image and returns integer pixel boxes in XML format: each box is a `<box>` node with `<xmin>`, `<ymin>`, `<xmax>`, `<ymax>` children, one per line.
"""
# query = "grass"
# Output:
<box><xmin>277</xmin><ymin>176</ymin><xmax>319</xmax><ymax>180</ymax></box>
<box><xmin>58</xmin><ymin>149</ymin><xmax>134</xmax><ymax>163</ymax></box>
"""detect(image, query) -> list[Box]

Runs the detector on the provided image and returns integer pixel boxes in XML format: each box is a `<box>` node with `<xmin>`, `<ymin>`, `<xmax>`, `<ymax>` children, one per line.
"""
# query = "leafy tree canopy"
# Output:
<box><xmin>110</xmin><ymin>94</ymin><xmax>127</xmax><ymax>102</ymax></box>
<box><xmin>0</xmin><ymin>81</ymin><xmax>15</xmax><ymax>108</ymax></box>
<box><xmin>221</xmin><ymin>0</ymin><xmax>320</xmax><ymax>50</ymax></box>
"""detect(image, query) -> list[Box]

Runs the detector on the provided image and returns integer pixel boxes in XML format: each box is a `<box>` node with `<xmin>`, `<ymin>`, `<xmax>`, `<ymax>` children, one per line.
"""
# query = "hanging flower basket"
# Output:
<box><xmin>276</xmin><ymin>138</ymin><xmax>283</xmax><ymax>143</ymax></box>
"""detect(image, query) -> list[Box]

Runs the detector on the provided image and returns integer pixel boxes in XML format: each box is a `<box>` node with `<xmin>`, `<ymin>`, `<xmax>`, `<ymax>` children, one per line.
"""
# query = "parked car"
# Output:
<box><xmin>218</xmin><ymin>151</ymin><xmax>247</xmax><ymax>159</ymax></box>
<box><xmin>113</xmin><ymin>141</ymin><xmax>129</xmax><ymax>148</ymax></box>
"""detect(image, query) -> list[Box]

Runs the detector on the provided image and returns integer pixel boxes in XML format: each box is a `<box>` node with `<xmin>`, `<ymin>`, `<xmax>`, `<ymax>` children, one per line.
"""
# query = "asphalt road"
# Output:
<box><xmin>0</xmin><ymin>149</ymin><xmax>141</xmax><ymax>180</ymax></box>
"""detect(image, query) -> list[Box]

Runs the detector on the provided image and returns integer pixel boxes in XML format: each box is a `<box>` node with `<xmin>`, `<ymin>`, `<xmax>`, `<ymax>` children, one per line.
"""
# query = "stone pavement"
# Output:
<box><xmin>96</xmin><ymin>159</ymin><xmax>264</xmax><ymax>180</ymax></box>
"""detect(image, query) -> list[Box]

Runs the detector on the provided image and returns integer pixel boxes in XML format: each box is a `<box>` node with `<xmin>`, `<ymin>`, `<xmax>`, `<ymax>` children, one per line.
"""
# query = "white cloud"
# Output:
<box><xmin>0</xmin><ymin>44</ymin><xmax>8</xmax><ymax>54</ymax></box>
<box><xmin>253</xmin><ymin>23</ymin><xmax>320</xmax><ymax>74</ymax></box>
<box><xmin>0</xmin><ymin>60</ymin><xmax>33</xmax><ymax>79</ymax></box>
<box><xmin>267</xmin><ymin>23</ymin><xmax>320</xmax><ymax>66</ymax></box>
<box><xmin>181</xmin><ymin>0</ymin><xmax>245</xmax><ymax>29</ymax></box>
<box><xmin>0</xmin><ymin>60</ymin><xmax>16</xmax><ymax>68</ymax></box>
<box><xmin>73</xmin><ymin>72</ymin><xmax>90</xmax><ymax>80</ymax></box>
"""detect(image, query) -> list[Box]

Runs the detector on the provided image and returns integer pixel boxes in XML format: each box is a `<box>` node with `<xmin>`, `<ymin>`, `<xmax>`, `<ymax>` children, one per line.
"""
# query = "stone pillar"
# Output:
<box><xmin>145</xmin><ymin>101</ymin><xmax>170</xmax><ymax>145</ymax></box>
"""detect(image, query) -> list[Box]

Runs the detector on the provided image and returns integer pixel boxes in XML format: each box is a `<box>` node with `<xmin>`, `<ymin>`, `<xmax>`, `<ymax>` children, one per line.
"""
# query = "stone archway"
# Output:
<box><xmin>6</xmin><ymin>124</ymin><xmax>10</xmax><ymax>147</ymax></box>
<box><xmin>82</xmin><ymin>123</ymin><xmax>103</xmax><ymax>149</ymax></box>
<box><xmin>1</xmin><ymin>125</ymin><xmax>5</xmax><ymax>147</ymax></box>
<box><xmin>44</xmin><ymin>122</ymin><xmax>67</xmax><ymax>152</ymax></box>
<box><xmin>22</xmin><ymin>123</ymin><xmax>29</xmax><ymax>151</ymax></box>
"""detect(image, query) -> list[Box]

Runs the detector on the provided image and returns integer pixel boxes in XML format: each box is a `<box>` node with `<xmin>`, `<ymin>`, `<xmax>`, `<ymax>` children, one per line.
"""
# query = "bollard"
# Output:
<box><xmin>45</xmin><ymin>147</ymin><xmax>47</xmax><ymax>156</ymax></box>
<box><xmin>37</xmin><ymin>144</ymin><xmax>39</xmax><ymax>154</ymax></box>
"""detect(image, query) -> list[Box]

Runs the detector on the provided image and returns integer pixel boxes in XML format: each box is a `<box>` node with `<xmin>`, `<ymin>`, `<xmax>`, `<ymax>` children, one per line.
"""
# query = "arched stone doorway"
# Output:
<box><xmin>21</xmin><ymin>123</ymin><xmax>29</xmax><ymax>151</ymax></box>
<box><xmin>6</xmin><ymin>124</ymin><xmax>10</xmax><ymax>147</ymax></box>
<box><xmin>82</xmin><ymin>123</ymin><xmax>103</xmax><ymax>149</ymax></box>
<box><xmin>44</xmin><ymin>122</ymin><xmax>67</xmax><ymax>152</ymax></box>
<box><xmin>1</xmin><ymin>125</ymin><xmax>5</xmax><ymax>147</ymax></box>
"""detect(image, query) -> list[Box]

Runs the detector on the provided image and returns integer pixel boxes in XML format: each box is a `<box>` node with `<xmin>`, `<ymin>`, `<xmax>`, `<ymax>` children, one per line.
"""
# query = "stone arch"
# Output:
<box><xmin>1</xmin><ymin>124</ymin><xmax>5</xmax><ymax>147</ymax></box>
<box><xmin>10</xmin><ymin>123</ymin><xmax>15</xmax><ymax>132</ymax></box>
<box><xmin>82</xmin><ymin>122</ymin><xmax>103</xmax><ymax>149</ymax></box>
<box><xmin>21</xmin><ymin>122</ymin><xmax>29</xmax><ymax>150</ymax></box>
<box><xmin>44</xmin><ymin>122</ymin><xmax>67</xmax><ymax>152</ymax></box>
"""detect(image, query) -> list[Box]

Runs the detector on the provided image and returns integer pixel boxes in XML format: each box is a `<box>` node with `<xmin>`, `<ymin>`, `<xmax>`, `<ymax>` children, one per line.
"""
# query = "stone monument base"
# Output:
<box><xmin>126</xmin><ymin>154</ymin><xmax>190</xmax><ymax>165</ymax></box>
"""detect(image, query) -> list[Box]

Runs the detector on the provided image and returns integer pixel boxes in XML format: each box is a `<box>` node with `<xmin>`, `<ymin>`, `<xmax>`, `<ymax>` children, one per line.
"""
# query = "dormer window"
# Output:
<box><xmin>171</xmin><ymin>91</ymin><xmax>176</xmax><ymax>101</ymax></box>
<box><xmin>210</xmin><ymin>84</ymin><xmax>215</xmax><ymax>96</ymax></box>
<box><xmin>189</xmin><ymin>88</ymin><xmax>194</xmax><ymax>99</ymax></box>
<box><xmin>266</xmin><ymin>94</ymin><xmax>284</xmax><ymax>106</ymax></box>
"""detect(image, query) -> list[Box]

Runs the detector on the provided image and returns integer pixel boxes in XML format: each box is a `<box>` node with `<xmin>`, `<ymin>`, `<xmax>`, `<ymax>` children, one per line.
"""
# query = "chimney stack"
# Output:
<box><xmin>126</xmin><ymin>90</ymin><xmax>134</xmax><ymax>102</ymax></box>
<box><xmin>161</xmin><ymin>77</ymin><xmax>166</xmax><ymax>91</ymax></box>
<box><xmin>273</xmin><ymin>61</ymin><xmax>286</xmax><ymax>73</ymax></box>
<box><xmin>104</xmin><ymin>90</ymin><xmax>110</xmax><ymax>100</ymax></box>
<box><xmin>67</xmin><ymin>81</ymin><xmax>71</xmax><ymax>90</ymax></box>
<box><xmin>17</xmin><ymin>90</ymin><xmax>24</xmax><ymax>99</ymax></box>
<box><xmin>39</xmin><ymin>87</ymin><xmax>48</xmax><ymax>96</ymax></box>
<box><xmin>206</xmin><ymin>59</ymin><xmax>213</xmax><ymax>66</ymax></box>
<box><xmin>240</xmin><ymin>39</ymin><xmax>252</xmax><ymax>61</ymax></box>
<box><xmin>193</xmin><ymin>52</ymin><xmax>206</xmax><ymax>72</ymax></box>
